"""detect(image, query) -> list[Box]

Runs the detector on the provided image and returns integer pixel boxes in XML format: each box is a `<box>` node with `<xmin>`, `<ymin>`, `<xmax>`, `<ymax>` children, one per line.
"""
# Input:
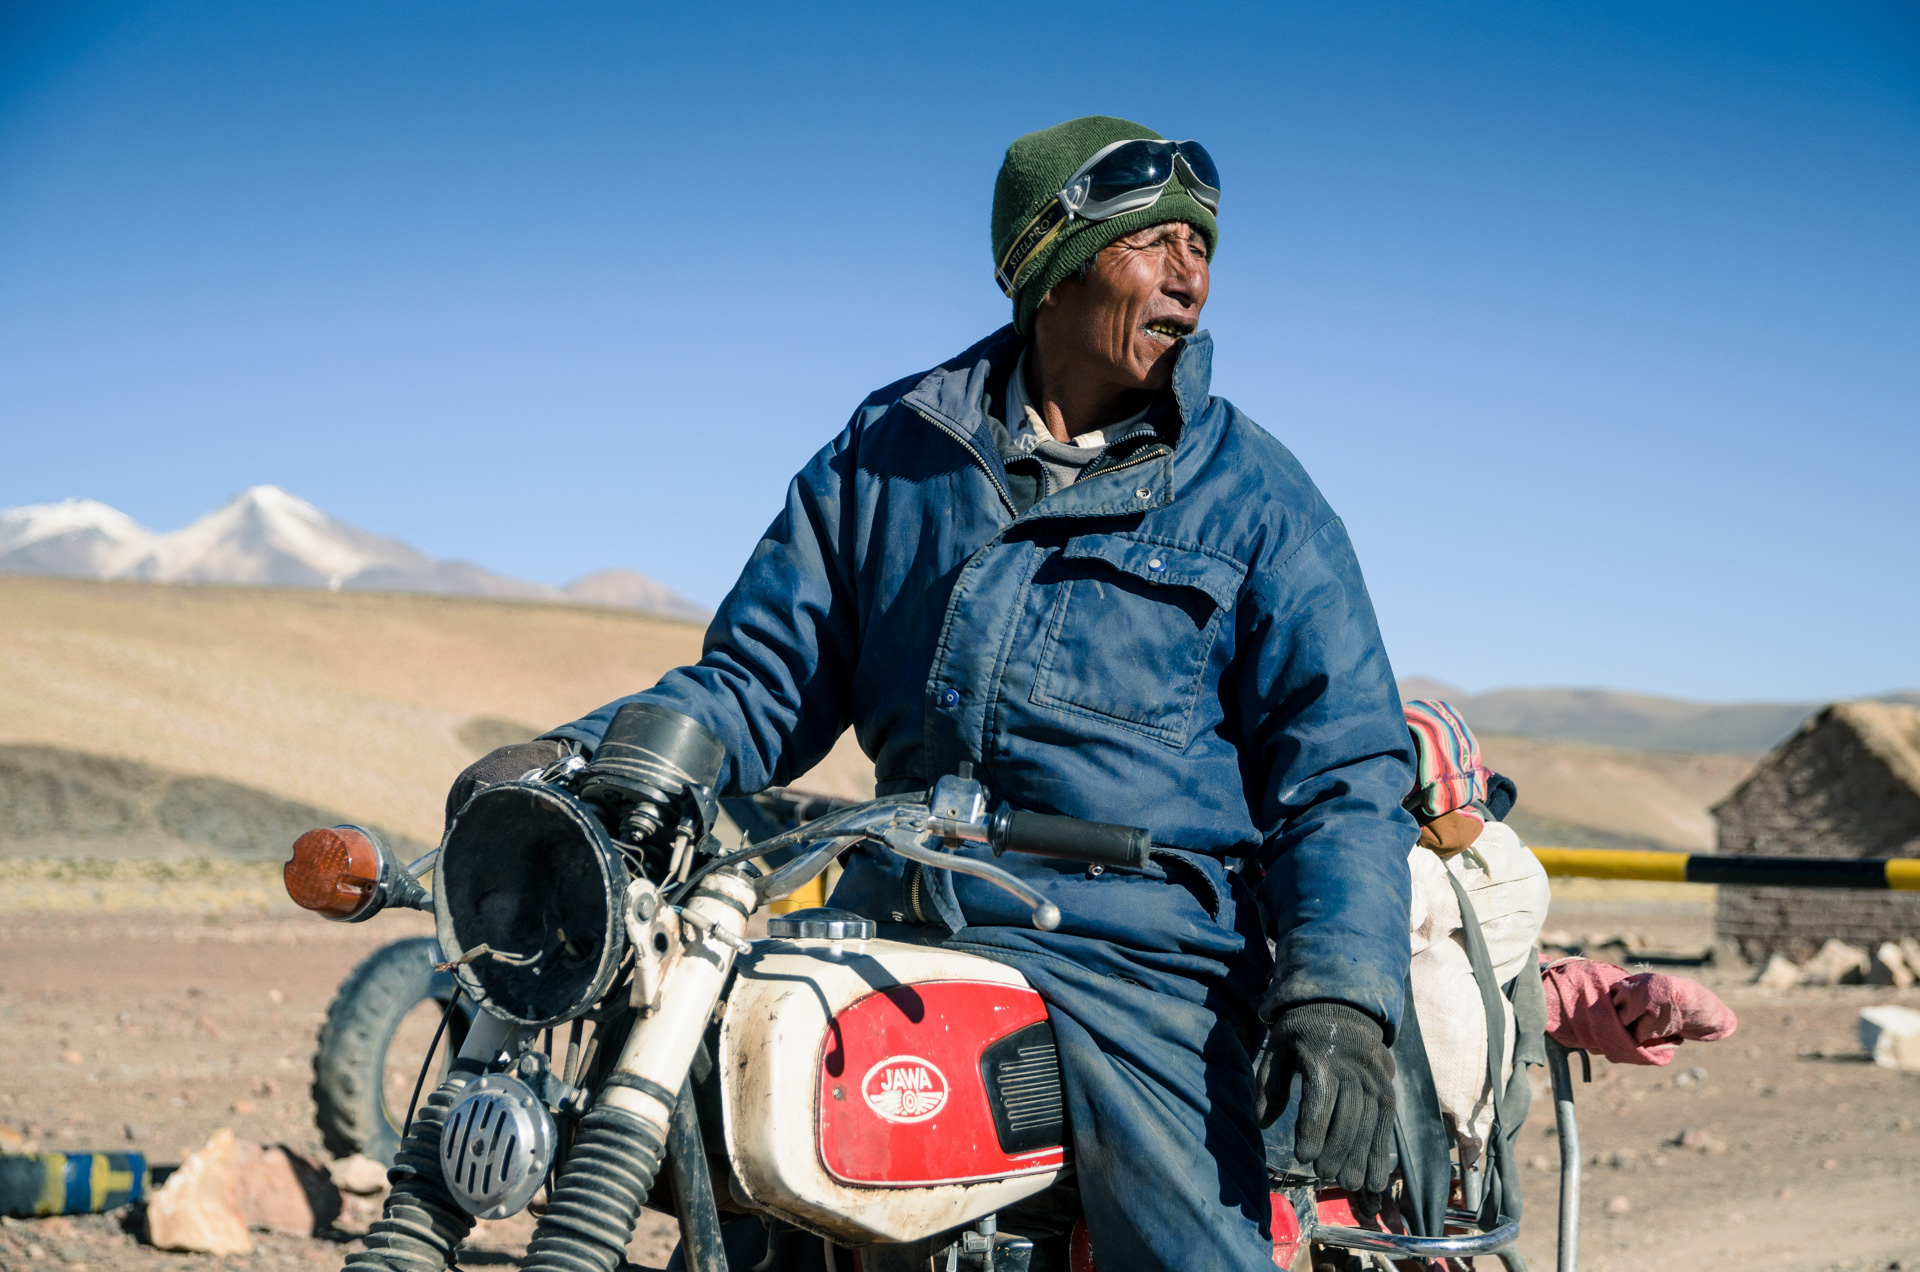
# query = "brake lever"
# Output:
<box><xmin>881</xmin><ymin>826</ymin><xmax>1061</xmax><ymax>932</ymax></box>
<box><xmin>754</xmin><ymin>835</ymin><xmax>866</xmax><ymax>903</ymax></box>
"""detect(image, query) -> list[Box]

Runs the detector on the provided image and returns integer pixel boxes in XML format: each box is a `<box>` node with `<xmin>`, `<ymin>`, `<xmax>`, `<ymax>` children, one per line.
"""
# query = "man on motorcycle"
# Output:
<box><xmin>456</xmin><ymin>115</ymin><xmax>1417</xmax><ymax>1271</ymax></box>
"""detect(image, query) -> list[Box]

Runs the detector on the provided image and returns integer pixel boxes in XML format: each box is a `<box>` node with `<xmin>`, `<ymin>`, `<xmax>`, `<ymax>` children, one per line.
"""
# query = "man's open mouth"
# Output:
<box><xmin>1143</xmin><ymin>319</ymin><xmax>1194</xmax><ymax>342</ymax></box>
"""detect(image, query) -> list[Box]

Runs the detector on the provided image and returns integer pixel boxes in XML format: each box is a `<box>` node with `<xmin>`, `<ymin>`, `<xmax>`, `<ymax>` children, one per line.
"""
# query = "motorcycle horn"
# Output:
<box><xmin>434</xmin><ymin>781</ymin><xmax>629</xmax><ymax>1029</ymax></box>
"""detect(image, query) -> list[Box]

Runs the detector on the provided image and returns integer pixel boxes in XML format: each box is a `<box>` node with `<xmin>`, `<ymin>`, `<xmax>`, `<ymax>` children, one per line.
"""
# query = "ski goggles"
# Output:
<box><xmin>995</xmin><ymin>138</ymin><xmax>1221</xmax><ymax>297</ymax></box>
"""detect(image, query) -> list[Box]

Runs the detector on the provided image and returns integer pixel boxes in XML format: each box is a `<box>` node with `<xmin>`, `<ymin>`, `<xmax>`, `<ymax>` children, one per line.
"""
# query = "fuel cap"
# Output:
<box><xmin>766</xmin><ymin>907</ymin><xmax>876</xmax><ymax>941</ymax></box>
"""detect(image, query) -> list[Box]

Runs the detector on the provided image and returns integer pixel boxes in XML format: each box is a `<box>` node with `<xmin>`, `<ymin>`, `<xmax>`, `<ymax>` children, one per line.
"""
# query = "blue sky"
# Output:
<box><xmin>2</xmin><ymin>2</ymin><xmax>1915</xmax><ymax>702</ymax></box>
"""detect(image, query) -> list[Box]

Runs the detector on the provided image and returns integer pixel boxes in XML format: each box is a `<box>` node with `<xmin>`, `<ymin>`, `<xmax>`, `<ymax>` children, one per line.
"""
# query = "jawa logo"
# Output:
<box><xmin>860</xmin><ymin>1055</ymin><xmax>949</xmax><ymax>1123</ymax></box>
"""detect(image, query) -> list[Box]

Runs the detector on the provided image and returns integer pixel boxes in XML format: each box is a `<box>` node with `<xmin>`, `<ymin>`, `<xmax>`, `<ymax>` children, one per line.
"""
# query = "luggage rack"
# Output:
<box><xmin>1308</xmin><ymin>1038</ymin><xmax>1586</xmax><ymax>1272</ymax></box>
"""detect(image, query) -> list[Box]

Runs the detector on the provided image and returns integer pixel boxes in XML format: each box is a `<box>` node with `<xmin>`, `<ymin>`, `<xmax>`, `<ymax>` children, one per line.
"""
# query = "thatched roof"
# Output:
<box><xmin>1716</xmin><ymin>700</ymin><xmax>1920</xmax><ymax>814</ymax></box>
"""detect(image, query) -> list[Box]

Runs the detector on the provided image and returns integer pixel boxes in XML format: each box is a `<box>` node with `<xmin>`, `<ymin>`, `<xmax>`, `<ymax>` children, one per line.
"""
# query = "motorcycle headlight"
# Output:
<box><xmin>434</xmin><ymin>781</ymin><xmax>629</xmax><ymax>1029</ymax></box>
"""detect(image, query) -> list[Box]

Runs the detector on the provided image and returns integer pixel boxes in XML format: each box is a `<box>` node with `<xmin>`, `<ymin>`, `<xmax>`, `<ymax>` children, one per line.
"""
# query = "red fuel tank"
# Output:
<box><xmin>719</xmin><ymin>939</ymin><xmax>1067</xmax><ymax>1244</ymax></box>
<box><xmin>818</xmin><ymin>981</ymin><xmax>1066</xmax><ymax>1187</ymax></box>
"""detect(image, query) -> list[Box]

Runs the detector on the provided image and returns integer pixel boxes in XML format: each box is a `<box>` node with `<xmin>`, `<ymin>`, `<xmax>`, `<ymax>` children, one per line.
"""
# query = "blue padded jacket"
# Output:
<box><xmin>548</xmin><ymin>326</ymin><xmax>1416</xmax><ymax>1031</ymax></box>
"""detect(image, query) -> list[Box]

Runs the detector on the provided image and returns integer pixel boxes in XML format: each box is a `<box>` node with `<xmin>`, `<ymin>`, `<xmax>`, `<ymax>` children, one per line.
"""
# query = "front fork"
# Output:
<box><xmin>344</xmin><ymin>1012</ymin><xmax>521</xmax><ymax>1272</ymax></box>
<box><xmin>521</xmin><ymin>869</ymin><xmax>756</xmax><ymax>1272</ymax></box>
<box><xmin>342</xmin><ymin>870</ymin><xmax>754</xmax><ymax>1272</ymax></box>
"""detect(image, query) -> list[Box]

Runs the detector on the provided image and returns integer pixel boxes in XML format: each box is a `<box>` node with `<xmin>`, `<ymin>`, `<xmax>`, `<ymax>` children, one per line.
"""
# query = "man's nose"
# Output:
<box><xmin>1164</xmin><ymin>249</ymin><xmax>1207</xmax><ymax>310</ymax></box>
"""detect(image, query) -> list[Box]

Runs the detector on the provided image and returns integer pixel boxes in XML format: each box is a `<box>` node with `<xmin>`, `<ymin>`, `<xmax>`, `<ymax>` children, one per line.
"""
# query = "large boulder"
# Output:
<box><xmin>145</xmin><ymin>1129</ymin><xmax>251</xmax><ymax>1255</ymax></box>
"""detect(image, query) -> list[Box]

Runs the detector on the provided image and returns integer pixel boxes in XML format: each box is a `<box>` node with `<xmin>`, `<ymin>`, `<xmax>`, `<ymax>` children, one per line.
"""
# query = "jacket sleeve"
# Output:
<box><xmin>1237</xmin><ymin>515</ymin><xmax>1416</xmax><ymax>1038</ymax></box>
<box><xmin>543</xmin><ymin>418</ymin><xmax>864</xmax><ymax>796</ymax></box>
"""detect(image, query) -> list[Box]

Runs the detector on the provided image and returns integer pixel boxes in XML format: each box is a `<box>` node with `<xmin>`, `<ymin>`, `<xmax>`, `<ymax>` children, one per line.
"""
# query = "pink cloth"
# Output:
<box><xmin>1540</xmin><ymin>958</ymin><xmax>1738</xmax><ymax>1065</ymax></box>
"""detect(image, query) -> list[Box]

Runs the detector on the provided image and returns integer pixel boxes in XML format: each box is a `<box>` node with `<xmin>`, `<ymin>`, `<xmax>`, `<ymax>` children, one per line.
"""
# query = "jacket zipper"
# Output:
<box><xmin>910</xmin><ymin>403</ymin><xmax>1169</xmax><ymax>521</ymax></box>
<box><xmin>908</xmin><ymin>404</ymin><xmax>1017</xmax><ymax>516</ymax></box>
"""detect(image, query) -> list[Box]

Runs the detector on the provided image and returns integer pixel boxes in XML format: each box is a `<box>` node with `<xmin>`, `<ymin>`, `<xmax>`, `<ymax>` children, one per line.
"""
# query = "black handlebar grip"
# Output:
<box><xmin>990</xmin><ymin>807</ymin><xmax>1151</xmax><ymax>869</ymax></box>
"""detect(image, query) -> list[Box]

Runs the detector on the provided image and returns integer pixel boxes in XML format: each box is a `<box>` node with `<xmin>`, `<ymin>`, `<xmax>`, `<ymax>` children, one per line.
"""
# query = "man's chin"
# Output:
<box><xmin>1136</xmin><ymin>344</ymin><xmax>1181</xmax><ymax>389</ymax></box>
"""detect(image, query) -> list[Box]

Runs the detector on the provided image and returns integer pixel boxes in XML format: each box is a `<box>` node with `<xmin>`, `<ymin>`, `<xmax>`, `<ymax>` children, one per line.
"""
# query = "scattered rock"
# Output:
<box><xmin>1868</xmin><ymin>942</ymin><xmax>1915</xmax><ymax>989</ymax></box>
<box><xmin>231</xmin><ymin>1142</ymin><xmax>341</xmax><ymax>1236</ymax></box>
<box><xmin>327</xmin><ymin>1154</ymin><xmax>390</xmax><ymax>1196</ymax></box>
<box><xmin>1527</xmin><ymin>1153</ymin><xmax>1553</xmax><ymax>1172</ymax></box>
<box><xmin>1672</xmin><ymin>1126</ymin><xmax>1728</xmax><ymax>1154</ymax></box>
<box><xmin>1799</xmin><ymin>939</ymin><xmax>1869</xmax><ymax>987</ymax></box>
<box><xmin>267</xmin><ymin>989</ymin><xmax>285</xmax><ymax>1004</ymax></box>
<box><xmin>0</xmin><ymin>1125</ymin><xmax>22</xmax><ymax>1150</ymax></box>
<box><xmin>1859</xmin><ymin>1005</ymin><xmax>1920</xmax><ymax>1071</ymax></box>
<box><xmin>1754</xmin><ymin>952</ymin><xmax>1800</xmax><ymax>990</ymax></box>
<box><xmin>58</xmin><ymin>1050</ymin><xmax>83</xmax><ymax>1066</ymax></box>
<box><xmin>1708</xmin><ymin>939</ymin><xmax>1749</xmax><ymax>970</ymax></box>
<box><xmin>1605</xmin><ymin>1195</ymin><xmax>1631</xmax><ymax>1215</ymax></box>
<box><xmin>1673</xmin><ymin>1066</ymin><xmax>1709</xmax><ymax>1089</ymax></box>
<box><xmin>230</xmin><ymin>1099</ymin><xmax>256</xmax><ymax>1116</ymax></box>
<box><xmin>145</xmin><ymin>1127</ymin><xmax>253</xmax><ymax>1255</ymax></box>
<box><xmin>122</xmin><ymin>1122</ymin><xmax>147</xmax><ymax>1142</ymax></box>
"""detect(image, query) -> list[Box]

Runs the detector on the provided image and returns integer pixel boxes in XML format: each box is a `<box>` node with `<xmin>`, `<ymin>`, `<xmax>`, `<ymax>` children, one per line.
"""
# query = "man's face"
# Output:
<box><xmin>1035</xmin><ymin>221</ymin><xmax>1211</xmax><ymax>391</ymax></box>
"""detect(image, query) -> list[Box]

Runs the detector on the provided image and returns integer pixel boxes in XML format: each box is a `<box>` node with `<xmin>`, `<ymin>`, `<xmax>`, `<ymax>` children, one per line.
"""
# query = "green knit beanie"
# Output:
<box><xmin>992</xmin><ymin>115</ymin><xmax>1218</xmax><ymax>336</ymax></box>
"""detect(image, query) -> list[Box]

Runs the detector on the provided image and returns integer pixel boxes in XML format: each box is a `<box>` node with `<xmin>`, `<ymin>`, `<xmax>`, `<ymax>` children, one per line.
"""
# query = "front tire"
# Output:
<box><xmin>312</xmin><ymin>936</ymin><xmax>474</xmax><ymax>1164</ymax></box>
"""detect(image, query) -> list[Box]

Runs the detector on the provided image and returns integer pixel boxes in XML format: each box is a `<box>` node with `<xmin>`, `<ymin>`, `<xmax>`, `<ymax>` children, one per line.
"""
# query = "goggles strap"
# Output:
<box><xmin>994</xmin><ymin>198</ymin><xmax>1071</xmax><ymax>298</ymax></box>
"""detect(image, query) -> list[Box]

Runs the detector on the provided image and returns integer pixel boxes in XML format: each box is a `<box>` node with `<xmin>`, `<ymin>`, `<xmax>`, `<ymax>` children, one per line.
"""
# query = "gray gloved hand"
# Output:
<box><xmin>444</xmin><ymin>738</ymin><xmax>571</xmax><ymax>827</ymax></box>
<box><xmin>1255</xmin><ymin>1001</ymin><xmax>1397</xmax><ymax>1194</ymax></box>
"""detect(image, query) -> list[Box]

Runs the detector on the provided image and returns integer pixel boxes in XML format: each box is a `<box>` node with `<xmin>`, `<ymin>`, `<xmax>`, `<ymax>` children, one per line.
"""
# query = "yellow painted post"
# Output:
<box><xmin>1530</xmin><ymin>848</ymin><xmax>1689</xmax><ymax>882</ymax></box>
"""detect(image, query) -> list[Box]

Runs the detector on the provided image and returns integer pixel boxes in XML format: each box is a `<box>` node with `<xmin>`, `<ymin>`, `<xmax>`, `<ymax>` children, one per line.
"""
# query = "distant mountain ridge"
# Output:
<box><xmin>1400</xmin><ymin>676</ymin><xmax>1920</xmax><ymax>753</ymax></box>
<box><xmin>0</xmin><ymin>487</ymin><xmax>709</xmax><ymax>623</ymax></box>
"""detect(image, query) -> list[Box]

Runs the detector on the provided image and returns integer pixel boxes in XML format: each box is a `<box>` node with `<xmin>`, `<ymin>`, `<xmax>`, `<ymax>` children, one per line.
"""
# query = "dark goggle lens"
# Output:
<box><xmin>1174</xmin><ymin>141</ymin><xmax>1220</xmax><ymax>197</ymax></box>
<box><xmin>1082</xmin><ymin>140</ymin><xmax>1178</xmax><ymax>205</ymax></box>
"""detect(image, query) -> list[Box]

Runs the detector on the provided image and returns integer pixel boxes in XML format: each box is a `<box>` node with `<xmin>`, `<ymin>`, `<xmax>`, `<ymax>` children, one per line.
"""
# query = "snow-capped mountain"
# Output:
<box><xmin>0</xmin><ymin>486</ymin><xmax>709</xmax><ymax>621</ymax></box>
<box><xmin>0</xmin><ymin>498</ymin><xmax>160</xmax><ymax>577</ymax></box>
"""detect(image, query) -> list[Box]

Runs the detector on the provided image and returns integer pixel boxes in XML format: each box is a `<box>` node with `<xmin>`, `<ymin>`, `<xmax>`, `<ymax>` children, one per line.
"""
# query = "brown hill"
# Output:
<box><xmin>1478</xmin><ymin>733</ymin><xmax>1755</xmax><ymax>852</ymax></box>
<box><xmin>0</xmin><ymin>575</ymin><xmax>871</xmax><ymax>848</ymax></box>
<box><xmin>0</xmin><ymin>575</ymin><xmax>1752</xmax><ymax>857</ymax></box>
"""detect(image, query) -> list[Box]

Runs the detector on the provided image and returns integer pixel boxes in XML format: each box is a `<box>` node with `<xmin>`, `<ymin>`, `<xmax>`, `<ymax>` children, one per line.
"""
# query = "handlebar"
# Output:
<box><xmin>990</xmin><ymin>808</ymin><xmax>1150</xmax><ymax>869</ymax></box>
<box><xmin>737</xmin><ymin>776</ymin><xmax>1152</xmax><ymax>931</ymax></box>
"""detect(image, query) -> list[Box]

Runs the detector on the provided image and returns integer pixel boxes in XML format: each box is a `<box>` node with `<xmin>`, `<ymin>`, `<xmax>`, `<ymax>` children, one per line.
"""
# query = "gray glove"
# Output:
<box><xmin>444</xmin><ymin>739</ymin><xmax>571</xmax><ymax>827</ymax></box>
<box><xmin>1255</xmin><ymin>1001</ymin><xmax>1397</xmax><ymax>1194</ymax></box>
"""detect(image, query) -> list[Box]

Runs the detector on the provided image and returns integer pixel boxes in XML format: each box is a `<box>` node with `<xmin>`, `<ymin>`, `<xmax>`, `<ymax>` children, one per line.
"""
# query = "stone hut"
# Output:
<box><xmin>1713</xmin><ymin>701</ymin><xmax>1920</xmax><ymax>960</ymax></box>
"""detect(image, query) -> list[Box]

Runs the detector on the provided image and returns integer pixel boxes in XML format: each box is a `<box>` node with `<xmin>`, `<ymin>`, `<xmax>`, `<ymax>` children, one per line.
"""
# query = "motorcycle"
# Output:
<box><xmin>284</xmin><ymin>702</ymin><xmax>1560</xmax><ymax>1271</ymax></box>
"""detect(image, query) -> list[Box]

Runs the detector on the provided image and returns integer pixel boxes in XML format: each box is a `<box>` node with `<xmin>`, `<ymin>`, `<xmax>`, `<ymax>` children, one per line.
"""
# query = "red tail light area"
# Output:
<box><xmin>284</xmin><ymin>826</ymin><xmax>381</xmax><ymax>919</ymax></box>
<box><xmin>818</xmin><ymin>981</ymin><xmax>1064</xmax><ymax>1187</ymax></box>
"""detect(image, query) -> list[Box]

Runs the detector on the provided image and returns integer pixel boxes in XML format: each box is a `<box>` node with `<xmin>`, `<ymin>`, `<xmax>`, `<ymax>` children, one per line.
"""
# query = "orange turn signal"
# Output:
<box><xmin>285</xmin><ymin>826</ymin><xmax>383</xmax><ymax>920</ymax></box>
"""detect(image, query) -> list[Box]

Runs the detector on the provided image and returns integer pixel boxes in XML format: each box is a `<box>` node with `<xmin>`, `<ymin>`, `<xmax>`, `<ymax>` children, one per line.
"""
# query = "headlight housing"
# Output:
<box><xmin>434</xmin><ymin>781</ymin><xmax>629</xmax><ymax>1029</ymax></box>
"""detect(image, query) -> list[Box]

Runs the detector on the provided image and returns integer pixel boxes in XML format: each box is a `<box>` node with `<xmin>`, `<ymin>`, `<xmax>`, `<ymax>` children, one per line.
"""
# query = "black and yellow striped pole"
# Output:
<box><xmin>1531</xmin><ymin>848</ymin><xmax>1920</xmax><ymax>891</ymax></box>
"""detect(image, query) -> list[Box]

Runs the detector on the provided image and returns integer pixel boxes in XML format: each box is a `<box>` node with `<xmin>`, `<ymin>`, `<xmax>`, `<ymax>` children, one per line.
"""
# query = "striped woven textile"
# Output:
<box><xmin>1402</xmin><ymin>699</ymin><xmax>1490</xmax><ymax>818</ymax></box>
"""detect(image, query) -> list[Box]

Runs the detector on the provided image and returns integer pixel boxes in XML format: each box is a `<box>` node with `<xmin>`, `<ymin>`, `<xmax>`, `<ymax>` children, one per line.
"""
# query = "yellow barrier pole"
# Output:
<box><xmin>1530</xmin><ymin>848</ymin><xmax>1688</xmax><ymax>883</ymax></box>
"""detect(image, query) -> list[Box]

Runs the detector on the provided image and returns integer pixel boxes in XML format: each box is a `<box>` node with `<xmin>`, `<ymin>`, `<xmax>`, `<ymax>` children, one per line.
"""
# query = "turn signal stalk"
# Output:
<box><xmin>285</xmin><ymin>825</ymin><xmax>429</xmax><ymax>921</ymax></box>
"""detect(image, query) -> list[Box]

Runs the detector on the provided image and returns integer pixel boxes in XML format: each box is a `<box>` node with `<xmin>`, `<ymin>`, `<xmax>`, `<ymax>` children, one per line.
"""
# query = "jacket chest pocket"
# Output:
<box><xmin>1028</xmin><ymin>533</ymin><xmax>1245</xmax><ymax>748</ymax></box>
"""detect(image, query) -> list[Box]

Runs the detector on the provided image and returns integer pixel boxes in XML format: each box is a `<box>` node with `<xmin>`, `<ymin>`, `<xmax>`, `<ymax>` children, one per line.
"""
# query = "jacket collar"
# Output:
<box><xmin>900</xmin><ymin>325</ymin><xmax>1219</xmax><ymax>491</ymax></box>
<box><xmin>894</xmin><ymin>330</ymin><xmax>1213</xmax><ymax>526</ymax></box>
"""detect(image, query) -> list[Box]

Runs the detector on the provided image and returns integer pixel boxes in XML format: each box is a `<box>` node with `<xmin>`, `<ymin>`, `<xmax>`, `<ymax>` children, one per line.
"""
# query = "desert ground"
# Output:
<box><xmin>2</xmin><ymin>873</ymin><xmax>1916</xmax><ymax>1272</ymax></box>
<box><xmin>7</xmin><ymin>577</ymin><xmax>1912</xmax><ymax>1270</ymax></box>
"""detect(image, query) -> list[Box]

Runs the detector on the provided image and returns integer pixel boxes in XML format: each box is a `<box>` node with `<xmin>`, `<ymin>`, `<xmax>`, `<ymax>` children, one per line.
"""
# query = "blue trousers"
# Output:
<box><xmin>839</xmin><ymin>847</ymin><xmax>1280</xmax><ymax>1272</ymax></box>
